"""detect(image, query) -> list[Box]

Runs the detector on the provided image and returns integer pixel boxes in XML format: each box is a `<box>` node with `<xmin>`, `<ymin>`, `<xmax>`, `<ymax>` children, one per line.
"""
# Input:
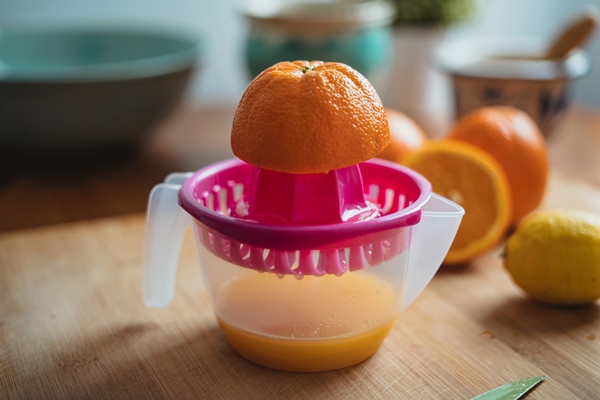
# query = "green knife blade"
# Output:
<box><xmin>471</xmin><ymin>376</ymin><xmax>546</xmax><ymax>400</ymax></box>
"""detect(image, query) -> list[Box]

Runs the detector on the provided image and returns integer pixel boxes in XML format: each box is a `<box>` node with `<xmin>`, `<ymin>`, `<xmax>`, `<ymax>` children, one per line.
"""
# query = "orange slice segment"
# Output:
<box><xmin>404</xmin><ymin>140</ymin><xmax>512</xmax><ymax>264</ymax></box>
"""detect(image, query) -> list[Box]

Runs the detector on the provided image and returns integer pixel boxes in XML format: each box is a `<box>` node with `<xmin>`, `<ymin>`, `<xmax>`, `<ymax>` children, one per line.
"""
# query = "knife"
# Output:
<box><xmin>471</xmin><ymin>376</ymin><xmax>546</xmax><ymax>400</ymax></box>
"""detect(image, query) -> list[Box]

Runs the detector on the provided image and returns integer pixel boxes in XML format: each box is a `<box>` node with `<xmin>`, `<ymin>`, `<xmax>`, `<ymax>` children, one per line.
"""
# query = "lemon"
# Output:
<box><xmin>504</xmin><ymin>209</ymin><xmax>600</xmax><ymax>305</ymax></box>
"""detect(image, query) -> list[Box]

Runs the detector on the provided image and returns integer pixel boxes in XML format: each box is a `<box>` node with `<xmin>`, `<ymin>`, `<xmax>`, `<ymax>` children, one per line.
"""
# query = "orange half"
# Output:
<box><xmin>404</xmin><ymin>140</ymin><xmax>512</xmax><ymax>264</ymax></box>
<box><xmin>231</xmin><ymin>60</ymin><xmax>389</xmax><ymax>174</ymax></box>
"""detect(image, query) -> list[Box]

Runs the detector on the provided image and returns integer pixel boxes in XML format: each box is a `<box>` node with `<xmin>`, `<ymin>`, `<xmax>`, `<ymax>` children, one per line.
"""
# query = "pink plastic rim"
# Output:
<box><xmin>178</xmin><ymin>158</ymin><xmax>432</xmax><ymax>251</ymax></box>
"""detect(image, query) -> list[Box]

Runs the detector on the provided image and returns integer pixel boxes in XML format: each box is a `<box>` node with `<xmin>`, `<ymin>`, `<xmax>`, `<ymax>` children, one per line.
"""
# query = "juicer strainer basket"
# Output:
<box><xmin>177</xmin><ymin>158</ymin><xmax>429</xmax><ymax>276</ymax></box>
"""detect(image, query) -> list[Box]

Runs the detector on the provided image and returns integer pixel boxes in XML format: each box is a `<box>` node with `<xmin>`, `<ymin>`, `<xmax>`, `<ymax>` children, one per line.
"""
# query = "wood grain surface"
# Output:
<box><xmin>1</xmin><ymin>169</ymin><xmax>599</xmax><ymax>400</ymax></box>
<box><xmin>0</xmin><ymin>106</ymin><xmax>236</xmax><ymax>233</ymax></box>
<box><xmin>1</xmin><ymin>104</ymin><xmax>600</xmax><ymax>399</ymax></box>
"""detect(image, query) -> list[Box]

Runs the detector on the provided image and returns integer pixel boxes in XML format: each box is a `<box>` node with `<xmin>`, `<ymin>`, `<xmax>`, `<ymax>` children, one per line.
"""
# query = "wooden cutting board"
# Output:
<box><xmin>1</xmin><ymin>169</ymin><xmax>599</xmax><ymax>400</ymax></box>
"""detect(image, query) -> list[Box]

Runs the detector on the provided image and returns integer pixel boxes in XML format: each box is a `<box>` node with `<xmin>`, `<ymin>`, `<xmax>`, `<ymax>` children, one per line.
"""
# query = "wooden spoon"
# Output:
<box><xmin>545</xmin><ymin>7</ymin><xmax>598</xmax><ymax>59</ymax></box>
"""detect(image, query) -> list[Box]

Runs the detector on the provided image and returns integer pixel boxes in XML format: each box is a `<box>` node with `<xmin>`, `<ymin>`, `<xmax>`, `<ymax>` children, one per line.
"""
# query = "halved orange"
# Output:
<box><xmin>404</xmin><ymin>140</ymin><xmax>512</xmax><ymax>264</ymax></box>
<box><xmin>447</xmin><ymin>106</ymin><xmax>548</xmax><ymax>226</ymax></box>
<box><xmin>231</xmin><ymin>60</ymin><xmax>390</xmax><ymax>174</ymax></box>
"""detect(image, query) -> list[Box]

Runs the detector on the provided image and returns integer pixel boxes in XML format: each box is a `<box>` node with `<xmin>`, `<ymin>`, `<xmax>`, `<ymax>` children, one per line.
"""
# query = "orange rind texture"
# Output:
<box><xmin>231</xmin><ymin>61</ymin><xmax>390</xmax><ymax>174</ymax></box>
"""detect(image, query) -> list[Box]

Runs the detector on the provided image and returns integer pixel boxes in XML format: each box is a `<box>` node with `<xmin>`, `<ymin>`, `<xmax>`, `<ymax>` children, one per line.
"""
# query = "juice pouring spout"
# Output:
<box><xmin>402</xmin><ymin>194</ymin><xmax>464</xmax><ymax>309</ymax></box>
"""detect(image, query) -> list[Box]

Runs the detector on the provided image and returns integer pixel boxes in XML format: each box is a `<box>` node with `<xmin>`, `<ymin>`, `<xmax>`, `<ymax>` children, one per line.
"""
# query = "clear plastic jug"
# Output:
<box><xmin>143</xmin><ymin>158</ymin><xmax>464</xmax><ymax>371</ymax></box>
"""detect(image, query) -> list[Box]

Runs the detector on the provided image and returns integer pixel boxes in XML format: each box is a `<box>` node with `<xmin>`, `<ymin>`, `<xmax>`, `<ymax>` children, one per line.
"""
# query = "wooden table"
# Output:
<box><xmin>1</xmin><ymin>104</ymin><xmax>599</xmax><ymax>399</ymax></box>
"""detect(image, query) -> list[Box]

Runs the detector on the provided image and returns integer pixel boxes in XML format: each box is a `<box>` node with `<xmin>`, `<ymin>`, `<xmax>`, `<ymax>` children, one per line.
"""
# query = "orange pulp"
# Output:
<box><xmin>214</xmin><ymin>272</ymin><xmax>399</xmax><ymax>371</ymax></box>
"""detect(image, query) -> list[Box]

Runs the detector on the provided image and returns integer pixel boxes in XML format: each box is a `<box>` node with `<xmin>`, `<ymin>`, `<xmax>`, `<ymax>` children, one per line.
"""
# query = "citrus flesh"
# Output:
<box><xmin>504</xmin><ymin>209</ymin><xmax>600</xmax><ymax>305</ymax></box>
<box><xmin>404</xmin><ymin>140</ymin><xmax>511</xmax><ymax>264</ymax></box>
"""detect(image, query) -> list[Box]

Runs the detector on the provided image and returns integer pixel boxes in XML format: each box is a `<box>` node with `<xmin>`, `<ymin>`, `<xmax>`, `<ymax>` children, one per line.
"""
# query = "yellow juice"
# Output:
<box><xmin>214</xmin><ymin>271</ymin><xmax>399</xmax><ymax>371</ymax></box>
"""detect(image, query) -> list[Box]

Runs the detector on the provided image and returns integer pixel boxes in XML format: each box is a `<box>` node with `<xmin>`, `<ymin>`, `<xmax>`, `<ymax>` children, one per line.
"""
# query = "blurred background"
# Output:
<box><xmin>1</xmin><ymin>0</ymin><xmax>599</xmax><ymax>231</ymax></box>
<box><xmin>2</xmin><ymin>0</ymin><xmax>599</xmax><ymax>109</ymax></box>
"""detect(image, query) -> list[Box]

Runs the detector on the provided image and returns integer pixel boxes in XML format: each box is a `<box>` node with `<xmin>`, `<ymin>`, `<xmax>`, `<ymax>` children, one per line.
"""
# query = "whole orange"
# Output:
<box><xmin>231</xmin><ymin>60</ymin><xmax>390</xmax><ymax>174</ymax></box>
<box><xmin>377</xmin><ymin>108</ymin><xmax>428</xmax><ymax>164</ymax></box>
<box><xmin>447</xmin><ymin>106</ymin><xmax>549</xmax><ymax>226</ymax></box>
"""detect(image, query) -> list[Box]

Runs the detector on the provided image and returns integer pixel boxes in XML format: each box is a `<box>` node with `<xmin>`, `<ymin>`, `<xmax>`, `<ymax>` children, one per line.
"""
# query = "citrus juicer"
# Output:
<box><xmin>143</xmin><ymin>157</ymin><xmax>464</xmax><ymax>371</ymax></box>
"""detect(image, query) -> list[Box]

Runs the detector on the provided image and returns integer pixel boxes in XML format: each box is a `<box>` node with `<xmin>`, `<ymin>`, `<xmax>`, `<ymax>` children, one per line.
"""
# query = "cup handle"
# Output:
<box><xmin>143</xmin><ymin>172</ymin><xmax>192</xmax><ymax>307</ymax></box>
<box><xmin>402</xmin><ymin>193</ymin><xmax>464</xmax><ymax>309</ymax></box>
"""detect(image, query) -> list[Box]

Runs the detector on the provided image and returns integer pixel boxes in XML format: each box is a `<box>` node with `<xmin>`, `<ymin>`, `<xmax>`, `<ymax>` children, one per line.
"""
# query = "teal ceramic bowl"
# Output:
<box><xmin>0</xmin><ymin>27</ymin><xmax>202</xmax><ymax>163</ymax></box>
<box><xmin>243</xmin><ymin>0</ymin><xmax>395</xmax><ymax>80</ymax></box>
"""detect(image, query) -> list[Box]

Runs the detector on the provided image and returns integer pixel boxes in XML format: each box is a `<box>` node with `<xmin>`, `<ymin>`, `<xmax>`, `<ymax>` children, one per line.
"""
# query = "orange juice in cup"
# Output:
<box><xmin>212</xmin><ymin>257</ymin><xmax>399</xmax><ymax>371</ymax></box>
